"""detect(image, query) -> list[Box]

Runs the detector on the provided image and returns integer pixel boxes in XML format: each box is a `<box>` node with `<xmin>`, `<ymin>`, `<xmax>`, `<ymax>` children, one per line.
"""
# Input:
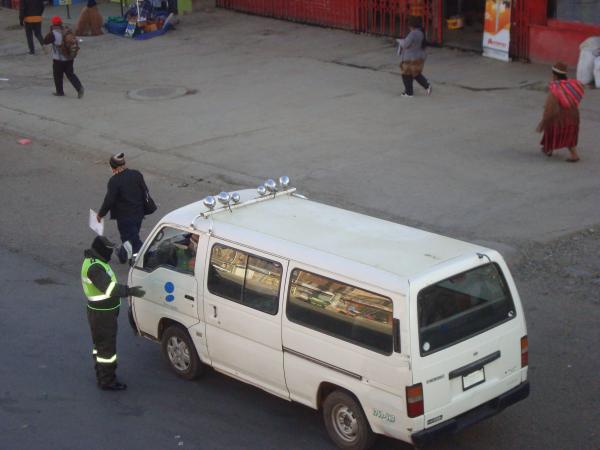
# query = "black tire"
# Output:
<box><xmin>160</xmin><ymin>325</ymin><xmax>204</xmax><ymax>380</ymax></box>
<box><xmin>322</xmin><ymin>390</ymin><xmax>376</xmax><ymax>450</ymax></box>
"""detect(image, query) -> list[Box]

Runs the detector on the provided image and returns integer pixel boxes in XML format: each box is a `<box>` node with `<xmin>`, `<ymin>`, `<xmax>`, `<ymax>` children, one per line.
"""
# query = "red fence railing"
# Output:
<box><xmin>356</xmin><ymin>0</ymin><xmax>442</xmax><ymax>44</ymax></box>
<box><xmin>219</xmin><ymin>0</ymin><xmax>505</xmax><ymax>48</ymax></box>
<box><xmin>217</xmin><ymin>0</ymin><xmax>357</xmax><ymax>30</ymax></box>
<box><xmin>510</xmin><ymin>0</ymin><xmax>529</xmax><ymax>60</ymax></box>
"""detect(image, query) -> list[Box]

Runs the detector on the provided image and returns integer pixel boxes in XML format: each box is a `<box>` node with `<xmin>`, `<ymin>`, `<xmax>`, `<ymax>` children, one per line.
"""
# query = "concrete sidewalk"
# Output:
<box><xmin>1</xmin><ymin>3</ymin><xmax>599</xmax><ymax>257</ymax></box>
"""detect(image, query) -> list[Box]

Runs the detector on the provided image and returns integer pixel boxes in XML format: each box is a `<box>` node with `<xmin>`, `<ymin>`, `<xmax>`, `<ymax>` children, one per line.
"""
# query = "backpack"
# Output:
<box><xmin>59</xmin><ymin>27</ymin><xmax>80</xmax><ymax>59</ymax></box>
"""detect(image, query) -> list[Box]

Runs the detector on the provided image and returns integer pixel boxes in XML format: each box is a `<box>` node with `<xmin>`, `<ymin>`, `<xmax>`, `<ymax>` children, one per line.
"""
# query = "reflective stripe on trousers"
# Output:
<box><xmin>96</xmin><ymin>354</ymin><xmax>117</xmax><ymax>364</ymax></box>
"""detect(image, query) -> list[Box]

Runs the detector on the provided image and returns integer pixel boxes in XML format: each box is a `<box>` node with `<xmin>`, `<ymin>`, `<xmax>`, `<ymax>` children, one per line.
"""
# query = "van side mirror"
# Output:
<box><xmin>393</xmin><ymin>318</ymin><xmax>401</xmax><ymax>353</ymax></box>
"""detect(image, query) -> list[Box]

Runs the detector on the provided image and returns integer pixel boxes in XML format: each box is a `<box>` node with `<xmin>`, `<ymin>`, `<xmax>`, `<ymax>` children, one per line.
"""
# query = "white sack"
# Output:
<box><xmin>595</xmin><ymin>56</ymin><xmax>600</xmax><ymax>89</ymax></box>
<box><xmin>580</xmin><ymin>36</ymin><xmax>600</xmax><ymax>51</ymax></box>
<box><xmin>577</xmin><ymin>48</ymin><xmax>595</xmax><ymax>84</ymax></box>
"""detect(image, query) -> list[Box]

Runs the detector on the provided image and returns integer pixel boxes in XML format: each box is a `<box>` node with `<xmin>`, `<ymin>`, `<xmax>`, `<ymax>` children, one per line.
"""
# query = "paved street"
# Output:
<box><xmin>1</xmin><ymin>2</ymin><xmax>599</xmax><ymax>449</ymax></box>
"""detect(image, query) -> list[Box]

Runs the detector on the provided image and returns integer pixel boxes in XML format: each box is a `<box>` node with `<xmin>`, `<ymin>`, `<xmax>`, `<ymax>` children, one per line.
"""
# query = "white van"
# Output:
<box><xmin>128</xmin><ymin>179</ymin><xmax>529</xmax><ymax>449</ymax></box>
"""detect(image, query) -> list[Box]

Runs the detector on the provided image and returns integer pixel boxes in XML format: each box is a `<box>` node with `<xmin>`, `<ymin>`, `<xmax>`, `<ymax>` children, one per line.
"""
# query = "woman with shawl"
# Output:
<box><xmin>537</xmin><ymin>62</ymin><xmax>584</xmax><ymax>162</ymax></box>
<box><xmin>75</xmin><ymin>0</ymin><xmax>104</xmax><ymax>36</ymax></box>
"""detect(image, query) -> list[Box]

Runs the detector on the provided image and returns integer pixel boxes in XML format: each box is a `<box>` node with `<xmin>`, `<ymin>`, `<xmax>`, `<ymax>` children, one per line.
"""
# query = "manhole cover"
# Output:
<box><xmin>127</xmin><ymin>86</ymin><xmax>192</xmax><ymax>101</ymax></box>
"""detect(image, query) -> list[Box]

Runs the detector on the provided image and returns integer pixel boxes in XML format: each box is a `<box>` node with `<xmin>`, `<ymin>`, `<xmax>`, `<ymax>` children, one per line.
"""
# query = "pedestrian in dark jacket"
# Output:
<box><xmin>43</xmin><ymin>16</ymin><xmax>84</xmax><ymax>98</ymax></box>
<box><xmin>97</xmin><ymin>152</ymin><xmax>150</xmax><ymax>257</ymax></box>
<box><xmin>19</xmin><ymin>0</ymin><xmax>45</xmax><ymax>55</ymax></box>
<box><xmin>81</xmin><ymin>236</ymin><xmax>145</xmax><ymax>390</ymax></box>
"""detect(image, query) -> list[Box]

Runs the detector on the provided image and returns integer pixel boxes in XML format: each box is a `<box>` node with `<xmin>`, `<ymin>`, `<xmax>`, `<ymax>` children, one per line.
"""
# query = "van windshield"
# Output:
<box><xmin>417</xmin><ymin>263</ymin><xmax>515</xmax><ymax>356</ymax></box>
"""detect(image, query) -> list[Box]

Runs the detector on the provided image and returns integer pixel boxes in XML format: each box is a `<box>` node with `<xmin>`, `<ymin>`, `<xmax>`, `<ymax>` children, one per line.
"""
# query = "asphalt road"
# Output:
<box><xmin>2</xmin><ymin>3</ymin><xmax>600</xmax><ymax>448</ymax></box>
<box><xmin>1</xmin><ymin>131</ymin><xmax>598</xmax><ymax>450</ymax></box>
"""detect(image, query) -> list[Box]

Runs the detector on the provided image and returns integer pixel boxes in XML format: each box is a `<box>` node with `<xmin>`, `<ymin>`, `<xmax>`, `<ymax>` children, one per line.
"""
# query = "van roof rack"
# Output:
<box><xmin>191</xmin><ymin>176</ymin><xmax>301</xmax><ymax>224</ymax></box>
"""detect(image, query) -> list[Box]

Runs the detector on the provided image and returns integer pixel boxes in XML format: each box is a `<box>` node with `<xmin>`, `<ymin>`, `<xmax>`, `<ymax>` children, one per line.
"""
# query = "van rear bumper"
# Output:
<box><xmin>411</xmin><ymin>381</ymin><xmax>530</xmax><ymax>447</ymax></box>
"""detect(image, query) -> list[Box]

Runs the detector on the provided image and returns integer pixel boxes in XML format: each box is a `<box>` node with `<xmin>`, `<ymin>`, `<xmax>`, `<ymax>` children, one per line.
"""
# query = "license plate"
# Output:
<box><xmin>462</xmin><ymin>368</ymin><xmax>485</xmax><ymax>390</ymax></box>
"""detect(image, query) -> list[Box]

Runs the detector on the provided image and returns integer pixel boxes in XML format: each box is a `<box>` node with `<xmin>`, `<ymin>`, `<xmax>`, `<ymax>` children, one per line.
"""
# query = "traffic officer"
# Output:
<box><xmin>82</xmin><ymin>236</ymin><xmax>145</xmax><ymax>391</ymax></box>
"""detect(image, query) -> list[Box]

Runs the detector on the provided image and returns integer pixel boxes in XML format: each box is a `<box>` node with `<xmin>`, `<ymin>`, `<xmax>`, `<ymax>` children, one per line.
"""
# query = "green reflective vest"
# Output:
<box><xmin>81</xmin><ymin>258</ymin><xmax>120</xmax><ymax>311</ymax></box>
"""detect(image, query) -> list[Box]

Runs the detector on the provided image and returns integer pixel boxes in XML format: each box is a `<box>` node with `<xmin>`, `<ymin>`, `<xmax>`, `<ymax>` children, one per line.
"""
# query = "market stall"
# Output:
<box><xmin>105</xmin><ymin>0</ymin><xmax>175</xmax><ymax>40</ymax></box>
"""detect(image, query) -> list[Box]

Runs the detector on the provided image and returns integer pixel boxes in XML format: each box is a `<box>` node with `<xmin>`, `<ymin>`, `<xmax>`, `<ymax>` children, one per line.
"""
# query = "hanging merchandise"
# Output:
<box><xmin>104</xmin><ymin>0</ymin><xmax>175</xmax><ymax>40</ymax></box>
<box><xmin>482</xmin><ymin>0</ymin><xmax>511</xmax><ymax>61</ymax></box>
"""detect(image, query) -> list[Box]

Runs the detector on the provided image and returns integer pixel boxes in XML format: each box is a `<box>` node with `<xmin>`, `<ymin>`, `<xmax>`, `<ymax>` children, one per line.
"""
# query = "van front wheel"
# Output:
<box><xmin>323</xmin><ymin>391</ymin><xmax>375</xmax><ymax>450</ymax></box>
<box><xmin>161</xmin><ymin>325</ymin><xmax>203</xmax><ymax>380</ymax></box>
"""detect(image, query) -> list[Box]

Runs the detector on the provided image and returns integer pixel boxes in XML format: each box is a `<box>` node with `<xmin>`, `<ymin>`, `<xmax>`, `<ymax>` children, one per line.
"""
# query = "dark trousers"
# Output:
<box><xmin>24</xmin><ymin>22</ymin><xmax>43</xmax><ymax>54</ymax></box>
<box><xmin>117</xmin><ymin>217</ymin><xmax>144</xmax><ymax>253</ymax></box>
<box><xmin>52</xmin><ymin>59</ymin><xmax>83</xmax><ymax>95</ymax></box>
<box><xmin>402</xmin><ymin>74</ymin><xmax>429</xmax><ymax>96</ymax></box>
<box><xmin>87</xmin><ymin>307</ymin><xmax>119</xmax><ymax>387</ymax></box>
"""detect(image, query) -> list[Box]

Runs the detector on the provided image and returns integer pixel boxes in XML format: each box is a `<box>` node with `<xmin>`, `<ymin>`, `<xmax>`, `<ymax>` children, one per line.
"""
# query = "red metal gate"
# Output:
<box><xmin>510</xmin><ymin>0</ymin><xmax>529</xmax><ymax>60</ymax></box>
<box><xmin>216</xmin><ymin>0</ymin><xmax>443</xmax><ymax>44</ymax></box>
<box><xmin>216</xmin><ymin>0</ymin><xmax>357</xmax><ymax>30</ymax></box>
<box><xmin>356</xmin><ymin>0</ymin><xmax>442</xmax><ymax>44</ymax></box>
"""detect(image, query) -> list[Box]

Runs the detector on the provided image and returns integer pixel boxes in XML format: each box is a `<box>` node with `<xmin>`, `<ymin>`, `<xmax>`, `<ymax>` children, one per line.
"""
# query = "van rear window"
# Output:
<box><xmin>417</xmin><ymin>263</ymin><xmax>516</xmax><ymax>356</ymax></box>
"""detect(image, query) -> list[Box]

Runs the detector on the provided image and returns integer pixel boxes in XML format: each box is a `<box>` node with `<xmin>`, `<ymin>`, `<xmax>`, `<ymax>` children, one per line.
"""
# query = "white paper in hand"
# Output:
<box><xmin>89</xmin><ymin>209</ymin><xmax>104</xmax><ymax>236</ymax></box>
<box><xmin>396</xmin><ymin>39</ymin><xmax>405</xmax><ymax>56</ymax></box>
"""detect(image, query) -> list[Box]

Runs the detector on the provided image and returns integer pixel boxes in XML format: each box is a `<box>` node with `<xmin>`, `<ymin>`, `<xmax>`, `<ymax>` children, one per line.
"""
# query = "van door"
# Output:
<box><xmin>409</xmin><ymin>253</ymin><xmax>526</xmax><ymax>427</ymax></box>
<box><xmin>130</xmin><ymin>226</ymin><xmax>204</xmax><ymax>337</ymax></box>
<box><xmin>203</xmin><ymin>240</ymin><xmax>289</xmax><ymax>399</ymax></box>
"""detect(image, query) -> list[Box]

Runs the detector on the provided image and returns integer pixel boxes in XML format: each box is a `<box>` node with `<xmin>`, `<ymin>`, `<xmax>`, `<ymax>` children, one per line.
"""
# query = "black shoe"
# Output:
<box><xmin>52</xmin><ymin>92</ymin><xmax>65</xmax><ymax>97</ymax></box>
<box><xmin>117</xmin><ymin>241</ymin><xmax>132</xmax><ymax>264</ymax></box>
<box><xmin>117</xmin><ymin>246</ymin><xmax>127</xmax><ymax>264</ymax></box>
<box><xmin>77</xmin><ymin>86</ymin><xmax>84</xmax><ymax>99</ymax></box>
<box><xmin>100</xmin><ymin>381</ymin><xmax>127</xmax><ymax>391</ymax></box>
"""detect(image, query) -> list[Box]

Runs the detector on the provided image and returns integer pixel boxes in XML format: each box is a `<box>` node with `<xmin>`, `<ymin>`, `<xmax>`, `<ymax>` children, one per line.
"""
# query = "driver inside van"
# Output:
<box><xmin>174</xmin><ymin>233</ymin><xmax>198</xmax><ymax>273</ymax></box>
<box><xmin>144</xmin><ymin>232</ymin><xmax>198</xmax><ymax>274</ymax></box>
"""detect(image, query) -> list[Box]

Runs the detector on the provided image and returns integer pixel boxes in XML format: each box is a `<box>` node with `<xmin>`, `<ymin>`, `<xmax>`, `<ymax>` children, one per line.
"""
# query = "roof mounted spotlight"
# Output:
<box><xmin>257</xmin><ymin>185</ymin><xmax>267</xmax><ymax>196</ymax></box>
<box><xmin>278</xmin><ymin>175</ymin><xmax>290</xmax><ymax>190</ymax></box>
<box><xmin>203</xmin><ymin>196</ymin><xmax>216</xmax><ymax>210</ymax></box>
<box><xmin>217</xmin><ymin>191</ymin><xmax>230</xmax><ymax>205</ymax></box>
<box><xmin>264</xmin><ymin>179</ymin><xmax>277</xmax><ymax>193</ymax></box>
<box><xmin>231</xmin><ymin>192</ymin><xmax>241</xmax><ymax>204</ymax></box>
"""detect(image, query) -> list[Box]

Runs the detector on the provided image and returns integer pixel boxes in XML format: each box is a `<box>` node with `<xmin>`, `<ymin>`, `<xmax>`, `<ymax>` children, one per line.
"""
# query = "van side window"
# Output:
<box><xmin>143</xmin><ymin>227</ymin><xmax>198</xmax><ymax>275</ymax></box>
<box><xmin>207</xmin><ymin>244</ymin><xmax>282</xmax><ymax>315</ymax></box>
<box><xmin>286</xmin><ymin>269</ymin><xmax>393</xmax><ymax>354</ymax></box>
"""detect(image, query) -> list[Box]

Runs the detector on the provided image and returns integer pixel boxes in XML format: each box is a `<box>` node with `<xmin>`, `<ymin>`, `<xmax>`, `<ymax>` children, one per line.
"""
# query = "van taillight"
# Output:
<box><xmin>406</xmin><ymin>383</ymin><xmax>424</xmax><ymax>418</ymax></box>
<box><xmin>521</xmin><ymin>335</ymin><xmax>528</xmax><ymax>367</ymax></box>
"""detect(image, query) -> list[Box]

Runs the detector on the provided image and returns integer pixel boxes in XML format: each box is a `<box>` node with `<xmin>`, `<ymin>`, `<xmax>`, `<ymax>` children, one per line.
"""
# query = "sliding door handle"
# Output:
<box><xmin>212</xmin><ymin>305</ymin><xmax>218</xmax><ymax>318</ymax></box>
<box><xmin>184</xmin><ymin>294</ymin><xmax>195</xmax><ymax>301</ymax></box>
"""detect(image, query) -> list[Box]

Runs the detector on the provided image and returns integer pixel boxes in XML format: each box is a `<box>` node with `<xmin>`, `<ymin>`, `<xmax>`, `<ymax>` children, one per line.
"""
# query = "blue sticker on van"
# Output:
<box><xmin>164</xmin><ymin>282</ymin><xmax>175</xmax><ymax>302</ymax></box>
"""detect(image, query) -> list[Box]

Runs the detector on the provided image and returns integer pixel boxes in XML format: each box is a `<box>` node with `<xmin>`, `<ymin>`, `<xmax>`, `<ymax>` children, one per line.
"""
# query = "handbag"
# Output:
<box><xmin>143</xmin><ymin>190</ymin><xmax>157</xmax><ymax>215</ymax></box>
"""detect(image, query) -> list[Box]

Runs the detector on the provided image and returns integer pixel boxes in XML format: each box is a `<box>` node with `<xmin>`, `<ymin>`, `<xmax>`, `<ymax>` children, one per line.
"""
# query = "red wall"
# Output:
<box><xmin>527</xmin><ymin>0</ymin><xmax>547</xmax><ymax>25</ymax></box>
<box><xmin>524</xmin><ymin>0</ymin><xmax>600</xmax><ymax>65</ymax></box>
<box><xmin>217</xmin><ymin>0</ymin><xmax>357</xmax><ymax>30</ymax></box>
<box><xmin>529</xmin><ymin>19</ymin><xmax>600</xmax><ymax>66</ymax></box>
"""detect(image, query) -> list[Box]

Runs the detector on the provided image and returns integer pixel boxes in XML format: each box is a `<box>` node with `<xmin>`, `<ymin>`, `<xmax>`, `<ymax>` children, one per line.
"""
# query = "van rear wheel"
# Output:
<box><xmin>322</xmin><ymin>390</ymin><xmax>375</xmax><ymax>450</ymax></box>
<box><xmin>161</xmin><ymin>325</ymin><xmax>203</xmax><ymax>380</ymax></box>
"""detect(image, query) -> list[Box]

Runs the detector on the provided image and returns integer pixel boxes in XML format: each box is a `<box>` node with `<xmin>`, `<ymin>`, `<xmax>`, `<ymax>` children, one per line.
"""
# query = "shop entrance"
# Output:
<box><xmin>443</xmin><ymin>0</ymin><xmax>485</xmax><ymax>51</ymax></box>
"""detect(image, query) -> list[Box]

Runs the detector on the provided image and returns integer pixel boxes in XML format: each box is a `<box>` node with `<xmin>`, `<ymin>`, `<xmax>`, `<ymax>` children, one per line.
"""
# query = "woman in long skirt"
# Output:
<box><xmin>536</xmin><ymin>62</ymin><xmax>584</xmax><ymax>162</ymax></box>
<box><xmin>75</xmin><ymin>0</ymin><xmax>104</xmax><ymax>36</ymax></box>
